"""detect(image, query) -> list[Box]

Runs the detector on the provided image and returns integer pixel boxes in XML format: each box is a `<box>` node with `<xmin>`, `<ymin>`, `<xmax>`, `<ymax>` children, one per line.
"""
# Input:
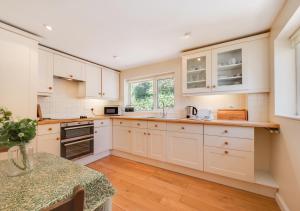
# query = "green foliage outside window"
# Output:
<box><xmin>157</xmin><ymin>78</ymin><xmax>175</xmax><ymax>109</ymax></box>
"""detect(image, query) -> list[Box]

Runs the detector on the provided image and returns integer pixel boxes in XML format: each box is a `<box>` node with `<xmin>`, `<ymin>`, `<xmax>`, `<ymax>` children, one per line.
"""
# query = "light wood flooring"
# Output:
<box><xmin>87</xmin><ymin>156</ymin><xmax>279</xmax><ymax>211</ymax></box>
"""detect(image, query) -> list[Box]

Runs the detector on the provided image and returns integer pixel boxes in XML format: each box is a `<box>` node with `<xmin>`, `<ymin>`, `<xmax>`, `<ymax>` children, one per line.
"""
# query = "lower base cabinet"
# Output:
<box><xmin>204</xmin><ymin>146</ymin><xmax>254</xmax><ymax>182</ymax></box>
<box><xmin>113</xmin><ymin>126</ymin><xmax>132</xmax><ymax>153</ymax></box>
<box><xmin>147</xmin><ymin>129</ymin><xmax>166</xmax><ymax>161</ymax></box>
<box><xmin>132</xmin><ymin>128</ymin><xmax>148</xmax><ymax>157</ymax></box>
<box><xmin>166</xmin><ymin>132</ymin><xmax>203</xmax><ymax>171</ymax></box>
<box><xmin>37</xmin><ymin>133</ymin><xmax>60</xmax><ymax>156</ymax></box>
<box><xmin>94</xmin><ymin>126</ymin><xmax>112</xmax><ymax>154</ymax></box>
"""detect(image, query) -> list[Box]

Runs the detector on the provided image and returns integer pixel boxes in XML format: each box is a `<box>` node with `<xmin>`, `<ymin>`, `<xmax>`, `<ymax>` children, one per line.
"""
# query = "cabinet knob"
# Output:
<box><xmin>120</xmin><ymin>122</ymin><xmax>123</xmax><ymax>124</ymax></box>
<box><xmin>206</xmin><ymin>85</ymin><xmax>210</xmax><ymax>88</ymax></box>
<box><xmin>155</xmin><ymin>124</ymin><xmax>158</xmax><ymax>127</ymax></box>
<box><xmin>56</xmin><ymin>137</ymin><xmax>60</xmax><ymax>141</ymax></box>
<box><xmin>181</xmin><ymin>127</ymin><xmax>185</xmax><ymax>130</ymax></box>
<box><xmin>137</xmin><ymin>123</ymin><xmax>140</xmax><ymax>126</ymax></box>
<box><xmin>144</xmin><ymin>132</ymin><xmax>147</xmax><ymax>135</ymax></box>
<box><xmin>95</xmin><ymin>130</ymin><xmax>98</xmax><ymax>133</ymax></box>
<box><xmin>101</xmin><ymin>122</ymin><xmax>104</xmax><ymax>124</ymax></box>
<box><xmin>224</xmin><ymin>141</ymin><xmax>228</xmax><ymax>145</ymax></box>
<box><xmin>102</xmin><ymin>92</ymin><xmax>105</xmax><ymax>96</ymax></box>
<box><xmin>48</xmin><ymin>128</ymin><xmax>52</xmax><ymax>131</ymax></box>
<box><xmin>69</xmin><ymin>74</ymin><xmax>73</xmax><ymax>78</ymax></box>
<box><xmin>148</xmin><ymin>133</ymin><xmax>150</xmax><ymax>136</ymax></box>
<box><xmin>99</xmin><ymin>92</ymin><xmax>102</xmax><ymax>95</ymax></box>
<box><xmin>212</xmin><ymin>85</ymin><xmax>216</xmax><ymax>88</ymax></box>
<box><xmin>48</xmin><ymin>86</ymin><xmax>53</xmax><ymax>90</ymax></box>
<box><xmin>128</xmin><ymin>130</ymin><xmax>131</xmax><ymax>133</ymax></box>
<box><xmin>224</xmin><ymin>130</ymin><xmax>228</xmax><ymax>133</ymax></box>
<box><xmin>224</xmin><ymin>150</ymin><xmax>229</xmax><ymax>154</ymax></box>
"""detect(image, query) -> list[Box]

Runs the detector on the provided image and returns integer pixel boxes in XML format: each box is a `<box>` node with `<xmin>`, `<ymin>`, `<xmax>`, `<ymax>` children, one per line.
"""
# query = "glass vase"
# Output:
<box><xmin>7</xmin><ymin>144</ymin><xmax>34</xmax><ymax>176</ymax></box>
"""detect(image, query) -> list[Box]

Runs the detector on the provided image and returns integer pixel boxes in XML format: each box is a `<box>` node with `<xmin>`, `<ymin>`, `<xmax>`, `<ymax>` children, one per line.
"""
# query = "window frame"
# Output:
<box><xmin>127</xmin><ymin>73</ymin><xmax>175</xmax><ymax>112</ymax></box>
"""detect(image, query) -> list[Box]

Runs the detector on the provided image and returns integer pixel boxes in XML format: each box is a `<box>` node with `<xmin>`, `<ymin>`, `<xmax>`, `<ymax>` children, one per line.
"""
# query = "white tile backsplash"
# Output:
<box><xmin>38</xmin><ymin>78</ymin><xmax>116</xmax><ymax>118</ymax></box>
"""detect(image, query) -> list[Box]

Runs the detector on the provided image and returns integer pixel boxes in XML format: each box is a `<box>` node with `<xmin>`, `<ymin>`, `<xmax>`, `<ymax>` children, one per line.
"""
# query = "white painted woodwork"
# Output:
<box><xmin>94</xmin><ymin>126</ymin><xmax>112</xmax><ymax>154</ymax></box>
<box><xmin>147</xmin><ymin>129</ymin><xmax>166</xmax><ymax>161</ymax></box>
<box><xmin>148</xmin><ymin>121</ymin><xmax>167</xmax><ymax>131</ymax></box>
<box><xmin>38</xmin><ymin>49</ymin><xmax>54</xmax><ymax>95</ymax></box>
<box><xmin>132</xmin><ymin>128</ymin><xmax>148</xmax><ymax>157</ymax></box>
<box><xmin>94</xmin><ymin>119</ymin><xmax>111</xmax><ymax>128</ymax></box>
<box><xmin>79</xmin><ymin>63</ymin><xmax>101</xmax><ymax>98</ymax></box>
<box><xmin>131</xmin><ymin>120</ymin><xmax>148</xmax><ymax>129</ymax></box>
<box><xmin>204</xmin><ymin>125</ymin><xmax>254</xmax><ymax>139</ymax></box>
<box><xmin>112</xmin><ymin>125</ymin><xmax>132</xmax><ymax>153</ymax></box>
<box><xmin>101</xmin><ymin>67</ymin><xmax>119</xmax><ymax>100</ymax></box>
<box><xmin>166</xmin><ymin>132</ymin><xmax>203</xmax><ymax>170</ymax></box>
<box><xmin>53</xmin><ymin>54</ymin><xmax>85</xmax><ymax>81</ymax></box>
<box><xmin>37</xmin><ymin>133</ymin><xmax>60</xmax><ymax>156</ymax></box>
<box><xmin>113</xmin><ymin>119</ymin><xmax>132</xmax><ymax>127</ymax></box>
<box><xmin>204</xmin><ymin>135</ymin><xmax>254</xmax><ymax>152</ymax></box>
<box><xmin>167</xmin><ymin>123</ymin><xmax>203</xmax><ymax>134</ymax></box>
<box><xmin>204</xmin><ymin>146</ymin><xmax>254</xmax><ymax>182</ymax></box>
<box><xmin>37</xmin><ymin>124</ymin><xmax>60</xmax><ymax>136</ymax></box>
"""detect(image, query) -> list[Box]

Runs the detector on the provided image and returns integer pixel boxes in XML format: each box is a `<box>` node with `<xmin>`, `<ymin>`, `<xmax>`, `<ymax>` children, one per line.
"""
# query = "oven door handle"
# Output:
<box><xmin>64</xmin><ymin>138</ymin><xmax>93</xmax><ymax>146</ymax></box>
<box><xmin>64</xmin><ymin>125</ymin><xmax>93</xmax><ymax>130</ymax></box>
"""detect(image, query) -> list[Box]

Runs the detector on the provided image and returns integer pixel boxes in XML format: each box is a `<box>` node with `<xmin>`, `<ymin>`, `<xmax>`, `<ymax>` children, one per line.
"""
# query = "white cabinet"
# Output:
<box><xmin>166</xmin><ymin>132</ymin><xmax>203</xmax><ymax>170</ymax></box>
<box><xmin>182</xmin><ymin>50</ymin><xmax>212</xmax><ymax>93</ymax></box>
<box><xmin>79</xmin><ymin>64</ymin><xmax>102</xmax><ymax>98</ymax></box>
<box><xmin>113</xmin><ymin>125</ymin><xmax>132</xmax><ymax>153</ymax></box>
<box><xmin>102</xmin><ymin>67</ymin><xmax>119</xmax><ymax>100</ymax></box>
<box><xmin>94</xmin><ymin>120</ymin><xmax>112</xmax><ymax>154</ymax></box>
<box><xmin>147</xmin><ymin>129</ymin><xmax>166</xmax><ymax>161</ymax></box>
<box><xmin>38</xmin><ymin>49</ymin><xmax>54</xmax><ymax>95</ymax></box>
<box><xmin>37</xmin><ymin>124</ymin><xmax>60</xmax><ymax>156</ymax></box>
<box><xmin>132</xmin><ymin>128</ymin><xmax>148</xmax><ymax>157</ymax></box>
<box><xmin>53</xmin><ymin>54</ymin><xmax>85</xmax><ymax>81</ymax></box>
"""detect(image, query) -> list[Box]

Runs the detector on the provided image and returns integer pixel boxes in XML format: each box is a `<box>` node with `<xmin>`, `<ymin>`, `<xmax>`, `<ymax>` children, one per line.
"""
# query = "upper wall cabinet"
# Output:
<box><xmin>102</xmin><ymin>67</ymin><xmax>119</xmax><ymax>100</ymax></box>
<box><xmin>53</xmin><ymin>54</ymin><xmax>85</xmax><ymax>81</ymax></box>
<box><xmin>182</xmin><ymin>33</ymin><xmax>269</xmax><ymax>95</ymax></box>
<box><xmin>38</xmin><ymin>49</ymin><xmax>54</xmax><ymax>95</ymax></box>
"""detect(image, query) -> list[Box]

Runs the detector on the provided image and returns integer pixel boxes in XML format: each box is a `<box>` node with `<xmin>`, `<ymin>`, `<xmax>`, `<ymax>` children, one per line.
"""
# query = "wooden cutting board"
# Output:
<box><xmin>217</xmin><ymin>109</ymin><xmax>248</xmax><ymax>121</ymax></box>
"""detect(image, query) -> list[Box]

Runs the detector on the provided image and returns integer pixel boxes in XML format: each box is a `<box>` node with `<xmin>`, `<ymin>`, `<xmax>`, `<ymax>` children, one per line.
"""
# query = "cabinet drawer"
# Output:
<box><xmin>167</xmin><ymin>123</ymin><xmax>203</xmax><ymax>134</ymax></box>
<box><xmin>113</xmin><ymin>119</ymin><xmax>132</xmax><ymax>127</ymax></box>
<box><xmin>204</xmin><ymin>146</ymin><xmax>254</xmax><ymax>182</ymax></box>
<box><xmin>148</xmin><ymin>121</ymin><xmax>166</xmax><ymax>130</ymax></box>
<box><xmin>204</xmin><ymin>125</ymin><xmax>254</xmax><ymax>139</ymax></box>
<box><xmin>38</xmin><ymin>124</ymin><xmax>60</xmax><ymax>135</ymax></box>
<box><xmin>132</xmin><ymin>120</ymin><xmax>148</xmax><ymax>129</ymax></box>
<box><xmin>204</xmin><ymin>135</ymin><xmax>253</xmax><ymax>152</ymax></box>
<box><xmin>94</xmin><ymin>119</ymin><xmax>111</xmax><ymax>127</ymax></box>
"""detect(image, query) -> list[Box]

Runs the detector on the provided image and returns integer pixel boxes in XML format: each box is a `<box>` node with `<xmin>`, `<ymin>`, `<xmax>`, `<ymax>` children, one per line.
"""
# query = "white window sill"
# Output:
<box><xmin>274</xmin><ymin>114</ymin><xmax>300</xmax><ymax>121</ymax></box>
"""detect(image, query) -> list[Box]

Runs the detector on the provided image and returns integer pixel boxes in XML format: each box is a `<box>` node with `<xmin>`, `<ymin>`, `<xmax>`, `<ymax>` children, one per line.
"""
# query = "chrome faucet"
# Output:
<box><xmin>161</xmin><ymin>102</ymin><xmax>167</xmax><ymax>118</ymax></box>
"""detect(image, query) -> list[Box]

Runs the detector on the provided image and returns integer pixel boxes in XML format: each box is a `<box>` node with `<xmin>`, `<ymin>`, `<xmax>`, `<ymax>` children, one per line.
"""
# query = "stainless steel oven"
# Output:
<box><xmin>60</xmin><ymin>121</ymin><xmax>94</xmax><ymax>160</ymax></box>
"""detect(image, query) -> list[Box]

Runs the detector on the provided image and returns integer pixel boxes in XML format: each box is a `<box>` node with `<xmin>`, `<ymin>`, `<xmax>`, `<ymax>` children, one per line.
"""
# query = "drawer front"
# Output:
<box><xmin>94</xmin><ymin>119</ymin><xmax>111</xmax><ymax>127</ymax></box>
<box><xmin>204</xmin><ymin>125</ymin><xmax>254</xmax><ymax>139</ymax></box>
<box><xmin>148</xmin><ymin>121</ymin><xmax>167</xmax><ymax>130</ymax></box>
<box><xmin>38</xmin><ymin>124</ymin><xmax>60</xmax><ymax>135</ymax></box>
<box><xmin>113</xmin><ymin>119</ymin><xmax>132</xmax><ymax>127</ymax></box>
<box><xmin>204</xmin><ymin>135</ymin><xmax>253</xmax><ymax>152</ymax></box>
<box><xmin>204</xmin><ymin>146</ymin><xmax>254</xmax><ymax>182</ymax></box>
<box><xmin>131</xmin><ymin>120</ymin><xmax>148</xmax><ymax>129</ymax></box>
<box><xmin>167</xmin><ymin>123</ymin><xmax>203</xmax><ymax>134</ymax></box>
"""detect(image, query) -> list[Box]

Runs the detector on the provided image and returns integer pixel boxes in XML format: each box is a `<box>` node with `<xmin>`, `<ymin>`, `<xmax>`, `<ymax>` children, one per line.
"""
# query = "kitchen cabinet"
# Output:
<box><xmin>182</xmin><ymin>50</ymin><xmax>212</xmax><ymax>93</ymax></box>
<box><xmin>38</xmin><ymin>49</ymin><xmax>54</xmax><ymax>95</ymax></box>
<box><xmin>113</xmin><ymin>125</ymin><xmax>132</xmax><ymax>153</ymax></box>
<box><xmin>79</xmin><ymin>64</ymin><xmax>102</xmax><ymax>98</ymax></box>
<box><xmin>53</xmin><ymin>54</ymin><xmax>85</xmax><ymax>81</ymax></box>
<box><xmin>101</xmin><ymin>68</ymin><xmax>119</xmax><ymax>100</ymax></box>
<box><xmin>166</xmin><ymin>132</ymin><xmax>203</xmax><ymax>170</ymax></box>
<box><xmin>37</xmin><ymin>124</ymin><xmax>60</xmax><ymax>156</ymax></box>
<box><xmin>181</xmin><ymin>33</ymin><xmax>269</xmax><ymax>95</ymax></box>
<box><xmin>147</xmin><ymin>129</ymin><xmax>166</xmax><ymax>161</ymax></box>
<box><xmin>132</xmin><ymin>128</ymin><xmax>148</xmax><ymax>157</ymax></box>
<box><xmin>94</xmin><ymin>120</ymin><xmax>112</xmax><ymax>154</ymax></box>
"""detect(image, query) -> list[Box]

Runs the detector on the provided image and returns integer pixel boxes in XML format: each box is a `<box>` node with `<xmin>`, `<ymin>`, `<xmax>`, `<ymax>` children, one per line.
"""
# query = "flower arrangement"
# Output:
<box><xmin>0</xmin><ymin>107</ymin><xmax>37</xmax><ymax>174</ymax></box>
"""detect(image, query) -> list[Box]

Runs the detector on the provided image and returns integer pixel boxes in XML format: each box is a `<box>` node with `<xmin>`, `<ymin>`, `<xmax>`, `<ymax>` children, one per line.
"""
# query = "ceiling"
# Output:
<box><xmin>0</xmin><ymin>0</ymin><xmax>285</xmax><ymax>70</ymax></box>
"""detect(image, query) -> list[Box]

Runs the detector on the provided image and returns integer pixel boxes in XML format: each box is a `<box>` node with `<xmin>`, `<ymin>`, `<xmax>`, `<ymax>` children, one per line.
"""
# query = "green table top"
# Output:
<box><xmin>0</xmin><ymin>153</ymin><xmax>115</xmax><ymax>211</ymax></box>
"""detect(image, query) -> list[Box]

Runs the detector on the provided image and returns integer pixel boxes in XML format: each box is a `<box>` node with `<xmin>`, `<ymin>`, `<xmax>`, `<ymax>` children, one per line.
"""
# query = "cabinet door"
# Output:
<box><xmin>212</xmin><ymin>43</ymin><xmax>246</xmax><ymax>92</ymax></box>
<box><xmin>148</xmin><ymin>129</ymin><xmax>166</xmax><ymax>161</ymax></box>
<box><xmin>38</xmin><ymin>49</ymin><xmax>54</xmax><ymax>94</ymax></box>
<box><xmin>182</xmin><ymin>50</ymin><xmax>212</xmax><ymax>93</ymax></box>
<box><xmin>94</xmin><ymin>126</ymin><xmax>112</xmax><ymax>154</ymax></box>
<box><xmin>166</xmin><ymin>132</ymin><xmax>203</xmax><ymax>170</ymax></box>
<box><xmin>37</xmin><ymin>134</ymin><xmax>60</xmax><ymax>156</ymax></box>
<box><xmin>132</xmin><ymin>128</ymin><xmax>148</xmax><ymax>157</ymax></box>
<box><xmin>53</xmin><ymin>54</ymin><xmax>85</xmax><ymax>81</ymax></box>
<box><xmin>204</xmin><ymin>146</ymin><xmax>254</xmax><ymax>182</ymax></box>
<box><xmin>112</xmin><ymin>126</ymin><xmax>132</xmax><ymax>153</ymax></box>
<box><xmin>84</xmin><ymin>64</ymin><xmax>101</xmax><ymax>98</ymax></box>
<box><xmin>101</xmin><ymin>68</ymin><xmax>119</xmax><ymax>100</ymax></box>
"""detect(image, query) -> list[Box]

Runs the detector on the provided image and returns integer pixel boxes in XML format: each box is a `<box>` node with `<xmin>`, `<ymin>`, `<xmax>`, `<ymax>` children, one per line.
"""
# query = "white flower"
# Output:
<box><xmin>0</xmin><ymin>123</ymin><xmax>3</xmax><ymax>127</ymax></box>
<box><xmin>18</xmin><ymin>133</ymin><xmax>24</xmax><ymax>137</ymax></box>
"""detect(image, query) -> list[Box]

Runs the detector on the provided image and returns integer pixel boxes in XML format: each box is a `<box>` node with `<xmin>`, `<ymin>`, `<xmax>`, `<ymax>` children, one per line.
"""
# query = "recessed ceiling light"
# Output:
<box><xmin>182</xmin><ymin>32</ymin><xmax>191</xmax><ymax>39</ymax></box>
<box><xmin>44</xmin><ymin>24</ymin><xmax>53</xmax><ymax>31</ymax></box>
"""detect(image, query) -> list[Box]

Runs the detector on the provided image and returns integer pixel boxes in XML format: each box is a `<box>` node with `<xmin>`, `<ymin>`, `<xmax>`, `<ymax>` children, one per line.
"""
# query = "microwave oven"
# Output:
<box><xmin>104</xmin><ymin>106</ymin><xmax>122</xmax><ymax>116</ymax></box>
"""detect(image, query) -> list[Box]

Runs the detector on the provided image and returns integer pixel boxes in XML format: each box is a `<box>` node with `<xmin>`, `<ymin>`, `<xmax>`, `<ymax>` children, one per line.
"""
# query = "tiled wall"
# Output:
<box><xmin>38</xmin><ymin>78</ymin><xmax>115</xmax><ymax>119</ymax></box>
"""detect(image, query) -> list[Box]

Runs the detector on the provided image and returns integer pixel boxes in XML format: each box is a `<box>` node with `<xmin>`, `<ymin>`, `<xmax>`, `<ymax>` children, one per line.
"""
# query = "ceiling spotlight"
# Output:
<box><xmin>44</xmin><ymin>24</ymin><xmax>53</xmax><ymax>31</ymax></box>
<box><xmin>182</xmin><ymin>32</ymin><xmax>191</xmax><ymax>39</ymax></box>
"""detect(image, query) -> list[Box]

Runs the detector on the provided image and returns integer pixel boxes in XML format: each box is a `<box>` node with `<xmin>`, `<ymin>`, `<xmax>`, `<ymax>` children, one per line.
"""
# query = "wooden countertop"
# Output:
<box><xmin>38</xmin><ymin>116</ymin><xmax>110</xmax><ymax>125</ymax></box>
<box><xmin>110</xmin><ymin>116</ymin><xmax>280</xmax><ymax>129</ymax></box>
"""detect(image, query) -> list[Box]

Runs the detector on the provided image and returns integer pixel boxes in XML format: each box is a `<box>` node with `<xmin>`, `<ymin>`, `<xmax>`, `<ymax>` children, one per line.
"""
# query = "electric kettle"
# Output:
<box><xmin>186</xmin><ymin>106</ymin><xmax>198</xmax><ymax>118</ymax></box>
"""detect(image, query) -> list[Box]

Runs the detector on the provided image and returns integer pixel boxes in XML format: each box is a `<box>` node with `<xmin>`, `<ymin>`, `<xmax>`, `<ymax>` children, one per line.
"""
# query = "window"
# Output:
<box><xmin>291</xmin><ymin>28</ymin><xmax>300</xmax><ymax>115</ymax></box>
<box><xmin>128</xmin><ymin>74</ymin><xmax>175</xmax><ymax>111</ymax></box>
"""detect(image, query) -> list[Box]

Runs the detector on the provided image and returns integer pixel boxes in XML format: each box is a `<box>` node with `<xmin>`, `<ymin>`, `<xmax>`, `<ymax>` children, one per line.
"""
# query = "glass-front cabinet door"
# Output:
<box><xmin>212</xmin><ymin>44</ymin><xmax>246</xmax><ymax>92</ymax></box>
<box><xmin>182</xmin><ymin>51</ymin><xmax>211</xmax><ymax>93</ymax></box>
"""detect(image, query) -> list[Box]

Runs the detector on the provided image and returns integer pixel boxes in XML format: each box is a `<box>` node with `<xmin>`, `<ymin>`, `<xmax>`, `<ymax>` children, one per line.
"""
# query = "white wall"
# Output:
<box><xmin>270</xmin><ymin>1</ymin><xmax>300</xmax><ymax>210</ymax></box>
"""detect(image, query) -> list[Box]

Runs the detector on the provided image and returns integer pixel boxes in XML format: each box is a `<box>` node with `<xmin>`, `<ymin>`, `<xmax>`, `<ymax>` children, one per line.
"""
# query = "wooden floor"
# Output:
<box><xmin>87</xmin><ymin>156</ymin><xmax>279</xmax><ymax>211</ymax></box>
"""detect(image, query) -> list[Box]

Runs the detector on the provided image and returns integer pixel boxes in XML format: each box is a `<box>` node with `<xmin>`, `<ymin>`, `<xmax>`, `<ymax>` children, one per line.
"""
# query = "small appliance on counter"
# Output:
<box><xmin>197</xmin><ymin>108</ymin><xmax>214</xmax><ymax>120</ymax></box>
<box><xmin>186</xmin><ymin>106</ymin><xmax>198</xmax><ymax>119</ymax></box>
<box><xmin>124</xmin><ymin>105</ymin><xmax>134</xmax><ymax>113</ymax></box>
<box><xmin>104</xmin><ymin>105</ymin><xmax>122</xmax><ymax>116</ymax></box>
<box><xmin>217</xmin><ymin>108</ymin><xmax>248</xmax><ymax>121</ymax></box>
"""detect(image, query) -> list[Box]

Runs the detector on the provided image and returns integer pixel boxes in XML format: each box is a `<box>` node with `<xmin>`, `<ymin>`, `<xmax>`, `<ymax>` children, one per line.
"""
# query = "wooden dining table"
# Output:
<box><xmin>0</xmin><ymin>153</ymin><xmax>115</xmax><ymax>211</ymax></box>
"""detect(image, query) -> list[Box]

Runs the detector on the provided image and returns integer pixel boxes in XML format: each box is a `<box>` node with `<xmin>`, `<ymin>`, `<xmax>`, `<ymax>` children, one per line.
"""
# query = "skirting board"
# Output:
<box><xmin>75</xmin><ymin>150</ymin><xmax>111</xmax><ymax>165</ymax></box>
<box><xmin>275</xmin><ymin>193</ymin><xmax>290</xmax><ymax>211</ymax></box>
<box><xmin>111</xmin><ymin>149</ymin><xmax>278</xmax><ymax>198</ymax></box>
